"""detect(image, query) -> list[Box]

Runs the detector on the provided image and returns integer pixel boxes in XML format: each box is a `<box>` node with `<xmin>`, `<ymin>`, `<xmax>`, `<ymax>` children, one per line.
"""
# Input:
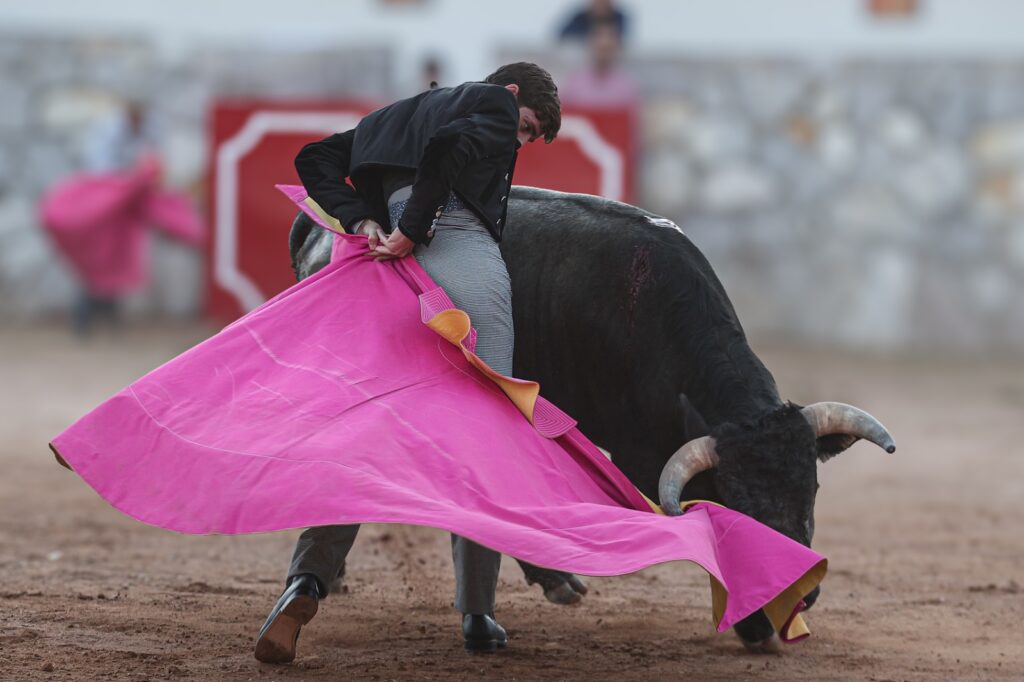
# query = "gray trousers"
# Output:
<box><xmin>288</xmin><ymin>526</ymin><xmax>500</xmax><ymax>614</ymax></box>
<box><xmin>287</xmin><ymin>216</ymin><xmax>513</xmax><ymax>615</ymax></box>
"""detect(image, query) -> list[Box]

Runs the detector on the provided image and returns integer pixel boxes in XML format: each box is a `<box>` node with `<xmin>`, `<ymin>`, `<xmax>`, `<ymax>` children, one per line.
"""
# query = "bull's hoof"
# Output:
<box><xmin>739</xmin><ymin>632</ymin><xmax>782</xmax><ymax>655</ymax></box>
<box><xmin>544</xmin><ymin>574</ymin><xmax>589</xmax><ymax>604</ymax></box>
<box><xmin>526</xmin><ymin>570</ymin><xmax>588</xmax><ymax>605</ymax></box>
<box><xmin>544</xmin><ymin>582</ymin><xmax>583</xmax><ymax>605</ymax></box>
<box><xmin>565</xmin><ymin>574</ymin><xmax>589</xmax><ymax>595</ymax></box>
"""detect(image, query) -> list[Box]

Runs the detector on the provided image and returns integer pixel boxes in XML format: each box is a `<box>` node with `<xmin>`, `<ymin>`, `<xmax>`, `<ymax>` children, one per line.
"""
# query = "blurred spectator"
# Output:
<box><xmin>559</xmin><ymin>22</ymin><xmax>639</xmax><ymax>109</ymax></box>
<box><xmin>72</xmin><ymin>100</ymin><xmax>157</xmax><ymax>333</ymax></box>
<box><xmin>39</xmin><ymin>98</ymin><xmax>204</xmax><ymax>337</ymax></box>
<box><xmin>558</xmin><ymin>0</ymin><xmax>628</xmax><ymax>43</ymax></box>
<box><xmin>83</xmin><ymin>99</ymin><xmax>158</xmax><ymax>173</ymax></box>
<box><xmin>421</xmin><ymin>54</ymin><xmax>444</xmax><ymax>90</ymax></box>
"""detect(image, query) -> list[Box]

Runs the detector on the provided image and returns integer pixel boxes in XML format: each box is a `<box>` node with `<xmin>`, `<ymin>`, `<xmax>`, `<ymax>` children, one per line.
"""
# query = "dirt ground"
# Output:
<box><xmin>1</xmin><ymin>322</ymin><xmax>1022</xmax><ymax>681</ymax></box>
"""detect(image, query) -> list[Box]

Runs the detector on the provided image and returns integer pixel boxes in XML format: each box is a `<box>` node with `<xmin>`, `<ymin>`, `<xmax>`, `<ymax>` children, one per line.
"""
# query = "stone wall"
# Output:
<box><xmin>4</xmin><ymin>34</ymin><xmax>1024</xmax><ymax>352</ymax></box>
<box><xmin>629</xmin><ymin>58</ymin><xmax>1024</xmax><ymax>352</ymax></box>
<box><xmin>499</xmin><ymin>45</ymin><xmax>1024</xmax><ymax>352</ymax></box>
<box><xmin>0</xmin><ymin>32</ymin><xmax>392</xmax><ymax>321</ymax></box>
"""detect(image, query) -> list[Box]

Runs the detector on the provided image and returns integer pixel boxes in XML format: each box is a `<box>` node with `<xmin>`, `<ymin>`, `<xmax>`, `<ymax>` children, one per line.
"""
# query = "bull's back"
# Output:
<box><xmin>501</xmin><ymin>187</ymin><xmax>740</xmax><ymax>455</ymax></box>
<box><xmin>289</xmin><ymin>188</ymin><xmax>770</xmax><ymax>454</ymax></box>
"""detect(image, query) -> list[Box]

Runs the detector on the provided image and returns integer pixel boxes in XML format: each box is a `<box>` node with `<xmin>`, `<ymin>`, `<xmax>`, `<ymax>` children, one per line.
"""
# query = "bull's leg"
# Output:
<box><xmin>516</xmin><ymin>559</ymin><xmax>588</xmax><ymax>605</ymax></box>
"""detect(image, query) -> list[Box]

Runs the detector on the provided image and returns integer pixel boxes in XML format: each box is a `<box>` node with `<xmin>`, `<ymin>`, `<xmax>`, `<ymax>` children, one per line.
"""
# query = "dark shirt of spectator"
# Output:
<box><xmin>422</xmin><ymin>55</ymin><xmax>443</xmax><ymax>90</ymax></box>
<box><xmin>558</xmin><ymin>0</ymin><xmax>627</xmax><ymax>42</ymax></box>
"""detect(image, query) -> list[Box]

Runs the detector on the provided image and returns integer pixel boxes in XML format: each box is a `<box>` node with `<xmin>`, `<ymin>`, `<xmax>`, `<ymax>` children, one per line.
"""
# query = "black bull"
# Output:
<box><xmin>288</xmin><ymin>186</ymin><xmax>895</xmax><ymax>651</ymax></box>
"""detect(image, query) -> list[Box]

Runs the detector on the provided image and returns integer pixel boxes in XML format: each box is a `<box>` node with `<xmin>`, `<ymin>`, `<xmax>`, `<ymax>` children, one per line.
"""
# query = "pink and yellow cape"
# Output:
<box><xmin>50</xmin><ymin>187</ymin><xmax>823</xmax><ymax>641</ymax></box>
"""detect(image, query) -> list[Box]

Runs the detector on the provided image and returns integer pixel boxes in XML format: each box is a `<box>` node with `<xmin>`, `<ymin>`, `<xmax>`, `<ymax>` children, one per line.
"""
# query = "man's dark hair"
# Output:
<box><xmin>484</xmin><ymin>62</ymin><xmax>561</xmax><ymax>143</ymax></box>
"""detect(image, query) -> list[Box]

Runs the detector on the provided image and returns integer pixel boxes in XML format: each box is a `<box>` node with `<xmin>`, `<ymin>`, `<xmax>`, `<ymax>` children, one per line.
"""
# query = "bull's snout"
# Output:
<box><xmin>733</xmin><ymin>609</ymin><xmax>779</xmax><ymax>654</ymax></box>
<box><xmin>734</xmin><ymin>586</ymin><xmax>821</xmax><ymax>653</ymax></box>
<box><xmin>803</xmin><ymin>585</ymin><xmax>821</xmax><ymax>610</ymax></box>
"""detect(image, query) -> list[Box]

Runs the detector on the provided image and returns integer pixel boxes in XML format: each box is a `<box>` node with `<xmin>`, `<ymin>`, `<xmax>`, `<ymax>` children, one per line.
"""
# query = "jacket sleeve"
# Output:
<box><xmin>397</xmin><ymin>88</ymin><xmax>519</xmax><ymax>244</ymax></box>
<box><xmin>294</xmin><ymin>129</ymin><xmax>376</xmax><ymax>231</ymax></box>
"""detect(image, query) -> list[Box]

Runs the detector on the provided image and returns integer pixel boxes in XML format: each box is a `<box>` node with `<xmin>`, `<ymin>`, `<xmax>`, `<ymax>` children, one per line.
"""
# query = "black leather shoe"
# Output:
<box><xmin>462</xmin><ymin>614</ymin><xmax>508</xmax><ymax>653</ymax></box>
<box><xmin>254</xmin><ymin>574</ymin><xmax>322</xmax><ymax>663</ymax></box>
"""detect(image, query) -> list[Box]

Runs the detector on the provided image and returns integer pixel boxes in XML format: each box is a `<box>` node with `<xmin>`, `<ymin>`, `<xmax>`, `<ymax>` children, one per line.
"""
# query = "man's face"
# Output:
<box><xmin>517</xmin><ymin>106</ymin><xmax>543</xmax><ymax>146</ymax></box>
<box><xmin>503</xmin><ymin>83</ymin><xmax>545</xmax><ymax>146</ymax></box>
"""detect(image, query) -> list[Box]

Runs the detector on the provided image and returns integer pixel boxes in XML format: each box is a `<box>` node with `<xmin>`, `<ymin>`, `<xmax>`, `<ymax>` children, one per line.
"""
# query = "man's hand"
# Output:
<box><xmin>355</xmin><ymin>219</ymin><xmax>388</xmax><ymax>250</ymax></box>
<box><xmin>372</xmin><ymin>229</ymin><xmax>415</xmax><ymax>261</ymax></box>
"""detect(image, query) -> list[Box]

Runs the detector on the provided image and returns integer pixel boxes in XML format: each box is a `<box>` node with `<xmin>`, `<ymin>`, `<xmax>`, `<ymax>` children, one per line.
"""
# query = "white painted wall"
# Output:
<box><xmin>2</xmin><ymin>1</ymin><xmax>1023</xmax><ymax>91</ymax></box>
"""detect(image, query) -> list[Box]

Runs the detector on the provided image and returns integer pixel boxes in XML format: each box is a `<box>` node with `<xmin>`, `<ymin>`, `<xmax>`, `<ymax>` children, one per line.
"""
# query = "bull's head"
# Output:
<box><xmin>658</xmin><ymin>402</ymin><xmax>895</xmax><ymax>653</ymax></box>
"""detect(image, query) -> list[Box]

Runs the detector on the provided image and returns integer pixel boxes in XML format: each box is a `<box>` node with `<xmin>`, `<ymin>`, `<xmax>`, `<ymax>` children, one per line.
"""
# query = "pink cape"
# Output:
<box><xmin>39</xmin><ymin>159</ymin><xmax>204</xmax><ymax>296</ymax></box>
<box><xmin>50</xmin><ymin>211</ymin><xmax>825</xmax><ymax>638</ymax></box>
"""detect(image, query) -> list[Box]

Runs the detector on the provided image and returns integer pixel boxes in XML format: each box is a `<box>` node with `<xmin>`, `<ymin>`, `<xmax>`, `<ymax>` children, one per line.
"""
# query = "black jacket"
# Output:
<box><xmin>295</xmin><ymin>82</ymin><xmax>521</xmax><ymax>245</ymax></box>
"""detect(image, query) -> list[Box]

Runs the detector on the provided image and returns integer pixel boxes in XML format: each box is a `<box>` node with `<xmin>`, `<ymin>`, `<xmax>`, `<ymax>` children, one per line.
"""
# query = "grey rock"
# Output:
<box><xmin>642</xmin><ymin>99</ymin><xmax>696</xmax><ymax>148</ymax></box>
<box><xmin>735</xmin><ymin>61</ymin><xmax>807</xmax><ymax>124</ymax></box>
<box><xmin>822</xmin><ymin>247</ymin><xmax>916</xmax><ymax>350</ymax></box>
<box><xmin>639</xmin><ymin>148</ymin><xmax>693</xmax><ymax>217</ymax></box>
<box><xmin>686</xmin><ymin>115</ymin><xmax>752</xmax><ymax>165</ymax></box>
<box><xmin>0</xmin><ymin>194</ymin><xmax>76</xmax><ymax>314</ymax></box>
<box><xmin>893</xmin><ymin>146</ymin><xmax>969</xmax><ymax>218</ymax></box>
<box><xmin>828</xmin><ymin>186</ymin><xmax>918</xmax><ymax>244</ymax></box>
<box><xmin>969</xmin><ymin>265</ymin><xmax>1013</xmax><ymax>316</ymax></box>
<box><xmin>878</xmin><ymin>107</ymin><xmax>929</xmax><ymax>157</ymax></box>
<box><xmin>816</xmin><ymin>122</ymin><xmax>858</xmax><ymax>173</ymax></box>
<box><xmin>24</xmin><ymin>142</ymin><xmax>76</xmax><ymax>195</ymax></box>
<box><xmin>698</xmin><ymin>163</ymin><xmax>777</xmax><ymax>213</ymax></box>
<box><xmin>1008</xmin><ymin>222</ymin><xmax>1024</xmax><ymax>270</ymax></box>
<box><xmin>151</xmin><ymin>238</ymin><xmax>203</xmax><ymax>317</ymax></box>
<box><xmin>0</xmin><ymin>79</ymin><xmax>31</xmax><ymax>132</ymax></box>
<box><xmin>38</xmin><ymin>87</ymin><xmax>120</xmax><ymax>133</ymax></box>
<box><xmin>971</xmin><ymin>120</ymin><xmax>1024</xmax><ymax>169</ymax></box>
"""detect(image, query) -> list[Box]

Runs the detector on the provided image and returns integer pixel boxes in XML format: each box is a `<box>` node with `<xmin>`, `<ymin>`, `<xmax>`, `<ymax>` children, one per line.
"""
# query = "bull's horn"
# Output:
<box><xmin>800</xmin><ymin>402</ymin><xmax>896</xmax><ymax>453</ymax></box>
<box><xmin>658</xmin><ymin>436</ymin><xmax>719</xmax><ymax>516</ymax></box>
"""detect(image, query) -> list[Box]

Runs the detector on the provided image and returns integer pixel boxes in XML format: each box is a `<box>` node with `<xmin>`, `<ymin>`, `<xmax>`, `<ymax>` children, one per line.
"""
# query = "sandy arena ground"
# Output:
<box><xmin>1</xmin><ymin>322</ymin><xmax>1022</xmax><ymax>681</ymax></box>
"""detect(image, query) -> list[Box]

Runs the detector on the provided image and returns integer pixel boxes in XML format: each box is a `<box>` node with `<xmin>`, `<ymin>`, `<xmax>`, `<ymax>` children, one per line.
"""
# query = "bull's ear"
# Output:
<box><xmin>816</xmin><ymin>434</ymin><xmax>860</xmax><ymax>462</ymax></box>
<box><xmin>678</xmin><ymin>394</ymin><xmax>710</xmax><ymax>440</ymax></box>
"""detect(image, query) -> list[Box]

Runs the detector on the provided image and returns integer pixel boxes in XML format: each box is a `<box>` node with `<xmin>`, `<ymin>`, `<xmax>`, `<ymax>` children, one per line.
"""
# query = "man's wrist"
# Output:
<box><xmin>397</xmin><ymin>223</ymin><xmax>424</xmax><ymax>244</ymax></box>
